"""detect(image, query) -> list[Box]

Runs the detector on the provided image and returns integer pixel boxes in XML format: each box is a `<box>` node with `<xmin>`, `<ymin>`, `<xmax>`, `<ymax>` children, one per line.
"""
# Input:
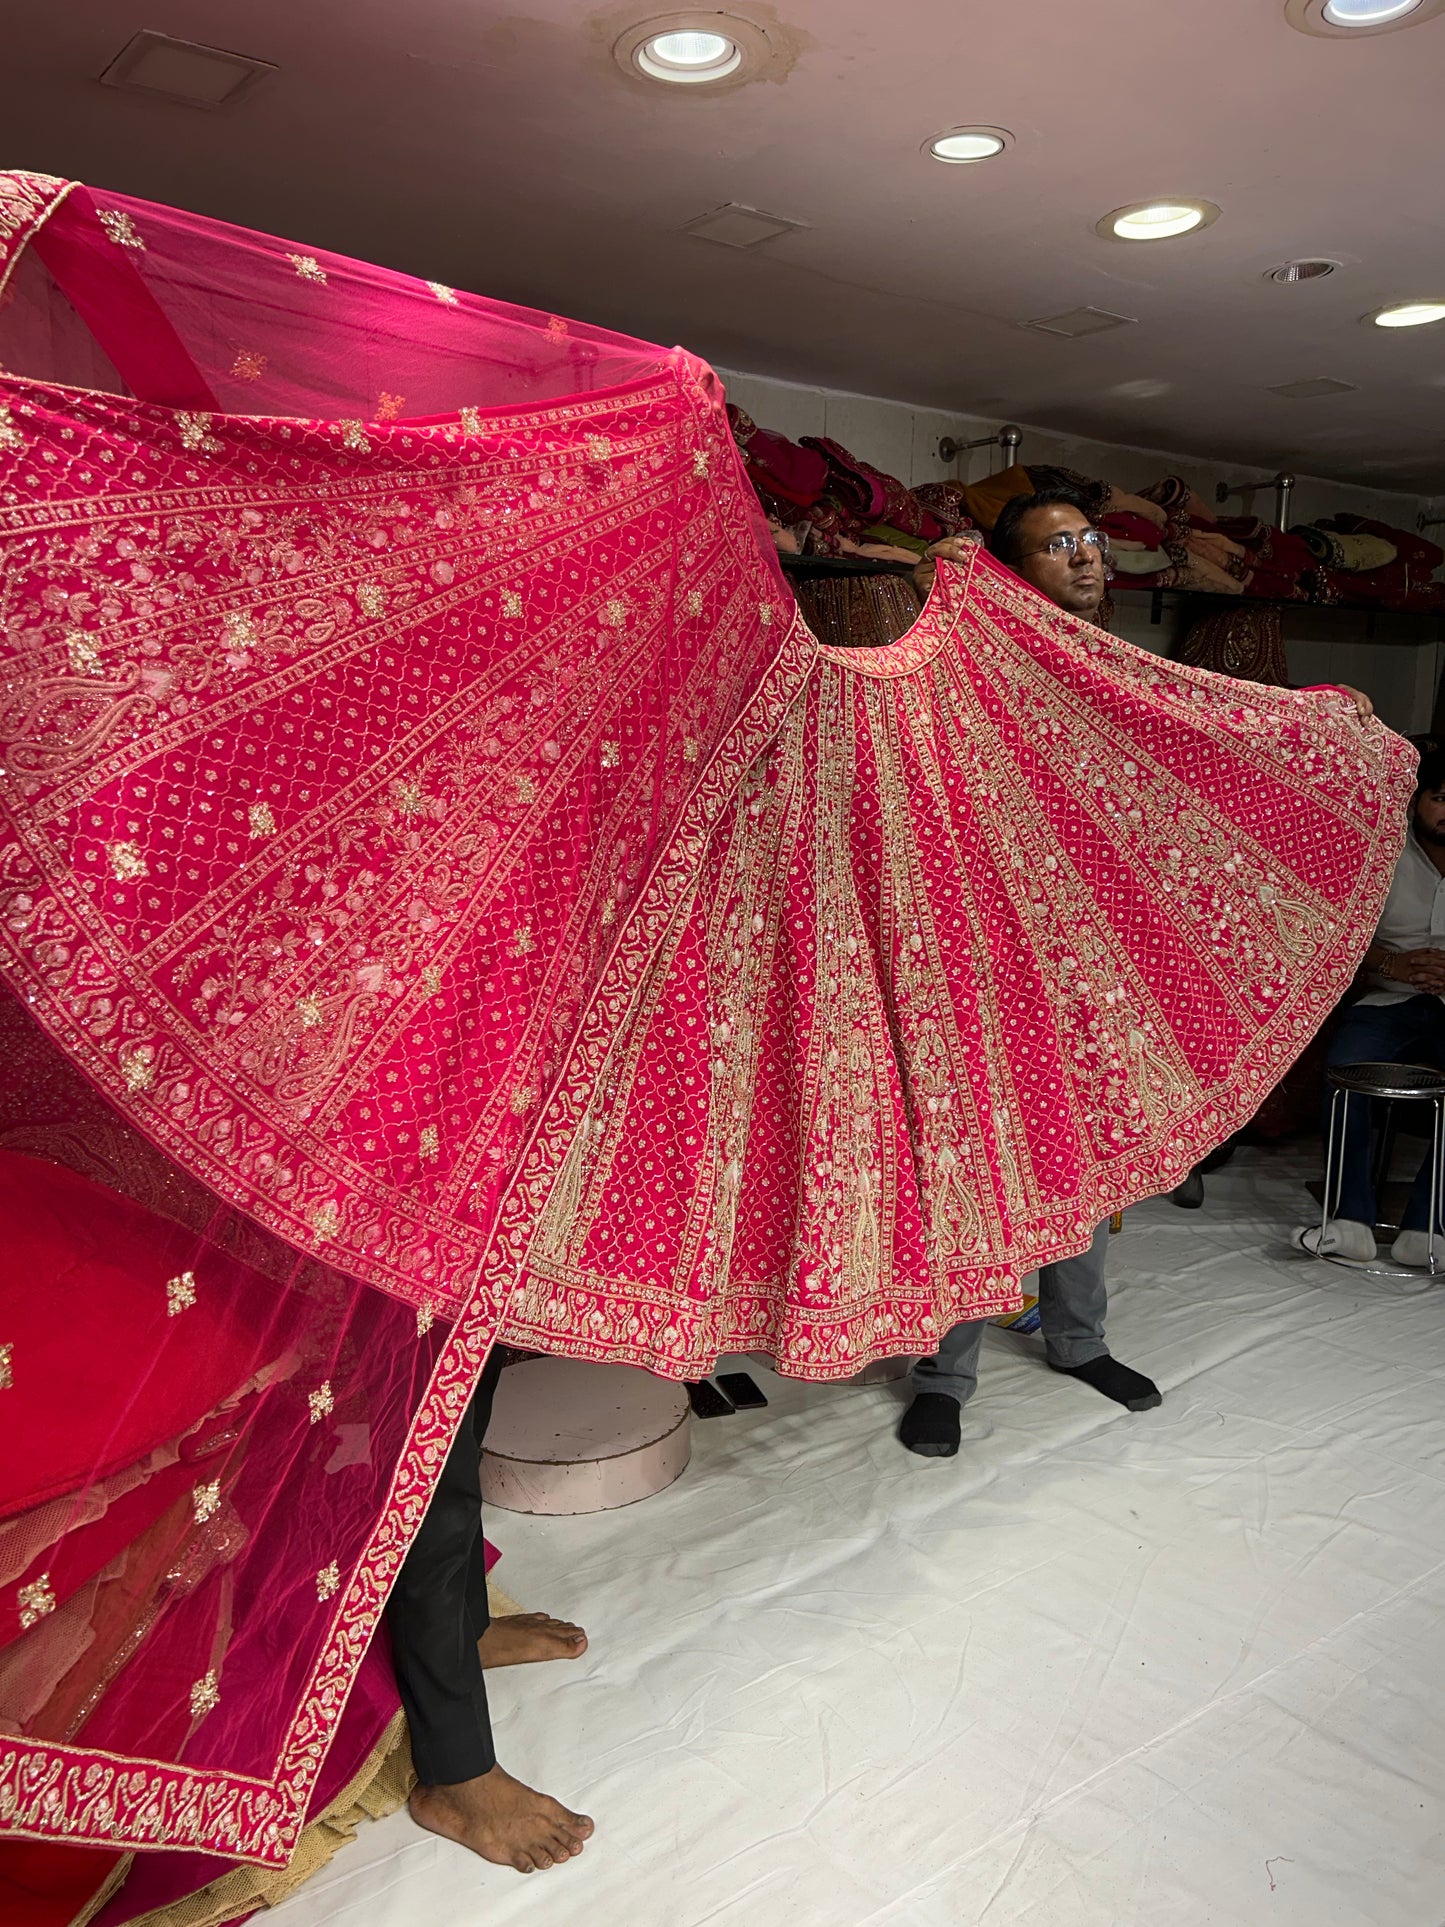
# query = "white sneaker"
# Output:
<box><xmin>1292</xmin><ymin>1219</ymin><xmax>1377</xmax><ymax>1261</ymax></box>
<box><xmin>1390</xmin><ymin>1230</ymin><xmax>1439</xmax><ymax>1268</ymax></box>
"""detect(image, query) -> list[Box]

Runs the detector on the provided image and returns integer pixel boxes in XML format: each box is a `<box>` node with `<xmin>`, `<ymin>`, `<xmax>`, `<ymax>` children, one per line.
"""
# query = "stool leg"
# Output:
<box><xmin>1320</xmin><ymin>1088</ymin><xmax>1344</xmax><ymax>1246</ymax></box>
<box><xmin>1431</xmin><ymin>1099</ymin><xmax>1443</xmax><ymax>1275</ymax></box>
<box><xmin>1372</xmin><ymin>1102</ymin><xmax>1398</xmax><ymax>1228</ymax></box>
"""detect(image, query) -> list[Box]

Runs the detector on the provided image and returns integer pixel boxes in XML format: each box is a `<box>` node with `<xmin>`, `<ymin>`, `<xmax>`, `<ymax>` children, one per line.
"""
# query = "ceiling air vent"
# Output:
<box><xmin>1267</xmin><ymin>377</ymin><xmax>1359</xmax><ymax>399</ymax></box>
<box><xmin>98</xmin><ymin>31</ymin><xmax>276</xmax><ymax>109</ymax></box>
<box><xmin>1024</xmin><ymin>307</ymin><xmax>1137</xmax><ymax>338</ymax></box>
<box><xmin>682</xmin><ymin>204</ymin><xmax>807</xmax><ymax>249</ymax></box>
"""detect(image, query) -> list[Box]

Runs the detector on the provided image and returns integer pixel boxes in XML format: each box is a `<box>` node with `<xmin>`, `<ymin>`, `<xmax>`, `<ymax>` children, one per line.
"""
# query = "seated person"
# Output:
<box><xmin>1295</xmin><ymin>748</ymin><xmax>1445</xmax><ymax>1266</ymax></box>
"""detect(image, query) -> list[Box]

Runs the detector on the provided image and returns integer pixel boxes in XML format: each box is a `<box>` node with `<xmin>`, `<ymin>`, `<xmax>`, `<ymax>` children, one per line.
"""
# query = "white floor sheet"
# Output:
<box><xmin>274</xmin><ymin>1146</ymin><xmax>1445</xmax><ymax>1926</ymax></box>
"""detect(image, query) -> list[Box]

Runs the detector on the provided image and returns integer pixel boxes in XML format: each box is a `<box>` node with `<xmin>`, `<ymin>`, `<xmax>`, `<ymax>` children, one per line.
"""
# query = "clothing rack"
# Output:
<box><xmin>1215</xmin><ymin>471</ymin><xmax>1297</xmax><ymax>531</ymax></box>
<box><xmin>936</xmin><ymin>424</ymin><xmax>1022</xmax><ymax>471</ymax></box>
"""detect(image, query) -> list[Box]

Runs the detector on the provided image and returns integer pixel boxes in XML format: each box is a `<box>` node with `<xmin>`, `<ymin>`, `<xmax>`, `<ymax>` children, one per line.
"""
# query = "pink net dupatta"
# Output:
<box><xmin>0</xmin><ymin>167</ymin><xmax>1418</xmax><ymax>1883</ymax></box>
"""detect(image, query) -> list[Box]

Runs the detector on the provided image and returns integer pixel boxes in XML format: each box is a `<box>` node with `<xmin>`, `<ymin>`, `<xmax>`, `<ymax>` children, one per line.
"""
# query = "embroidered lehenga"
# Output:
<box><xmin>0</xmin><ymin>171</ymin><xmax>1414</xmax><ymax>1908</ymax></box>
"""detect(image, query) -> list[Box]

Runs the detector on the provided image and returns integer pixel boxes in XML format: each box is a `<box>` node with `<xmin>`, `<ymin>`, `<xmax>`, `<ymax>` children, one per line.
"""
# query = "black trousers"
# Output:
<box><xmin>388</xmin><ymin>1349</ymin><xmax>505</xmax><ymax>1786</ymax></box>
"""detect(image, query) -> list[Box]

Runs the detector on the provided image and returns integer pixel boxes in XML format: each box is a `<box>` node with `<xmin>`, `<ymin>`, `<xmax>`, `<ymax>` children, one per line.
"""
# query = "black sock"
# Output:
<box><xmin>1048</xmin><ymin>1354</ymin><xmax>1161</xmax><ymax>1411</ymax></box>
<box><xmin>898</xmin><ymin>1392</ymin><xmax>962</xmax><ymax>1456</ymax></box>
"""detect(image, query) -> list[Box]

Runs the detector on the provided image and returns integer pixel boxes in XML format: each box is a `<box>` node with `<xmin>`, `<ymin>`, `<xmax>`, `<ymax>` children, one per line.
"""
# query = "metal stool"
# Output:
<box><xmin>1318</xmin><ymin>1061</ymin><xmax>1445</xmax><ymax>1276</ymax></box>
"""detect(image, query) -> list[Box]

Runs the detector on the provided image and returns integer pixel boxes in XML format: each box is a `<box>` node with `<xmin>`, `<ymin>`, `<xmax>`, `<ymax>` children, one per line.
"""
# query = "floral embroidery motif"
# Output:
<box><xmin>0</xmin><ymin>404</ymin><xmax>22</xmax><ymax>454</ymax></box>
<box><xmin>375</xmin><ymin>391</ymin><xmax>404</xmax><ymax>421</ymax></box>
<box><xmin>508</xmin><ymin>924</ymin><xmax>536</xmax><ymax>957</ymax></box>
<box><xmin>682</xmin><ymin>736</ymin><xmax>699</xmax><ymax>763</ymax></box>
<box><xmin>311</xmin><ymin>1204</ymin><xmax>340</xmax><ymax>1243</ymax></box>
<box><xmin>545</xmin><ymin>313</ymin><xmax>568</xmax><ymax>338</ymax></box>
<box><xmin>419</xmin><ymin>1124</ymin><xmax>439</xmax><ymax>1162</ymax></box>
<box><xmin>308</xmin><ymin>1379</ymin><xmax>335</xmax><ymax>1423</ymax></box>
<box><xmin>166</xmin><ymin>1270</ymin><xmax>197</xmax><ymax>1315</ymax></box>
<box><xmin>420</xmin><ymin>965</ymin><xmax>443</xmax><ymax>998</ymax></box>
<box><xmin>427</xmin><ymin>281</ymin><xmax>458</xmax><ymax>306</ymax></box>
<box><xmin>500</xmin><ymin>590</ymin><xmax>523</xmax><ymax>619</ymax></box>
<box><xmin>458</xmin><ymin>406</ymin><xmax>481</xmax><ymax>437</ymax></box>
<box><xmin>0</xmin><ymin>1343</ymin><xmax>11</xmax><ymax>1390</ymax></box>
<box><xmin>685</xmin><ymin>590</ymin><xmax>703</xmax><ymax>618</ymax></box>
<box><xmin>296</xmin><ymin>993</ymin><xmax>324</xmax><ymax>1029</ymax></box>
<box><xmin>177</xmin><ymin>412</ymin><xmax>222</xmax><ymax>455</ymax></box>
<box><xmin>603</xmin><ymin>598</ymin><xmax>627</xmax><ymax>628</ymax></box>
<box><xmin>189</xmin><ymin>1671</ymin><xmax>220</xmax><ymax>1719</ymax></box>
<box><xmin>587</xmin><ymin>434</ymin><xmax>613</xmax><ymax>460</ymax></box>
<box><xmin>18</xmin><ymin>1573</ymin><xmax>56</xmax><ymax>1629</ymax></box>
<box><xmin>97</xmin><ymin>208</ymin><xmax>144</xmax><ymax>250</ymax></box>
<box><xmin>223</xmin><ymin>611</ymin><xmax>259</xmax><ymax>654</ymax></box>
<box><xmin>315</xmin><ymin>1562</ymin><xmax>340</xmax><ymax>1601</ymax></box>
<box><xmin>67</xmin><ymin>631</ymin><xmax>100</xmax><ymax>675</ymax></box>
<box><xmin>120</xmin><ymin>1048</ymin><xmax>156</xmax><ymax>1095</ymax></box>
<box><xmin>692</xmin><ymin>448</ymin><xmax>710</xmax><ymax>479</ymax></box>
<box><xmin>599</xmin><ymin>741</ymin><xmax>620</xmax><ymax>769</ymax></box>
<box><xmin>289</xmin><ymin>253</ymin><xmax>327</xmax><ymax>283</ymax></box>
<box><xmin>230</xmin><ymin>349</ymin><xmax>267</xmax><ymax>381</ymax></box>
<box><xmin>357</xmin><ymin>582</ymin><xmax>386</xmax><ymax>618</ymax></box>
<box><xmin>107</xmin><ymin>841</ymin><xmax>148</xmax><ymax>882</ymax></box>
<box><xmin>337</xmin><ymin>421</ymin><xmax>370</xmax><ymax>454</ymax></box>
<box><xmin>415</xmin><ymin>1303</ymin><xmax>435</xmax><ymax>1335</ymax></box>
<box><xmin>510</xmin><ymin>1085</ymin><xmax>537</xmax><ymax>1115</ymax></box>
<box><xmin>193</xmin><ymin>1480</ymin><xmax>221</xmax><ymax>1524</ymax></box>
<box><xmin>248</xmin><ymin>802</ymin><xmax>276</xmax><ymax>837</ymax></box>
<box><xmin>392</xmin><ymin>781</ymin><xmax>425</xmax><ymax>816</ymax></box>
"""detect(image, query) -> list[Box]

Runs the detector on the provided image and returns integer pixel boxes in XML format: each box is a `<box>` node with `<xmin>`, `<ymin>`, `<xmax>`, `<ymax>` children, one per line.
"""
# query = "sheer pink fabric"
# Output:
<box><xmin>0</xmin><ymin>168</ymin><xmax>1416</xmax><ymax>1884</ymax></box>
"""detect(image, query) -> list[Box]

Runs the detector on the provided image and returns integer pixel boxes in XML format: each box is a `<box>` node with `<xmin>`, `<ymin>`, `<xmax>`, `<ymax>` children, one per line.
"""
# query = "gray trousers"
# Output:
<box><xmin>912</xmin><ymin>1220</ymin><xmax>1111</xmax><ymax>1407</ymax></box>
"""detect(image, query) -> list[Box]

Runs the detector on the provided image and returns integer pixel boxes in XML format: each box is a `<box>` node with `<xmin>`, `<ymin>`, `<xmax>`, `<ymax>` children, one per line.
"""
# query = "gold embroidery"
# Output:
<box><xmin>0</xmin><ymin>404</ymin><xmax>22</xmax><ymax>454</ymax></box>
<box><xmin>509</xmin><ymin>924</ymin><xmax>536</xmax><ymax>957</ymax></box>
<box><xmin>97</xmin><ymin>208</ymin><xmax>144</xmax><ymax>250</ymax></box>
<box><xmin>67</xmin><ymin>630</ymin><xmax>101</xmax><ymax>675</ymax></box>
<box><xmin>692</xmin><ymin>448</ymin><xmax>709</xmax><ymax>479</ymax></box>
<box><xmin>357</xmin><ymin>582</ymin><xmax>386</xmax><ymax>618</ymax></box>
<box><xmin>193</xmin><ymin>1480</ymin><xmax>221</xmax><ymax>1524</ymax></box>
<box><xmin>587</xmin><ymin>434</ymin><xmax>613</xmax><ymax>460</ymax></box>
<box><xmin>420</xmin><ymin>965</ymin><xmax>443</xmax><ymax>998</ymax></box>
<box><xmin>18</xmin><ymin>1573</ymin><xmax>56</xmax><ymax>1629</ymax></box>
<box><xmin>312</xmin><ymin>1204</ymin><xmax>340</xmax><ymax>1243</ymax></box>
<box><xmin>600</xmin><ymin>741</ymin><xmax>620</xmax><ymax>769</ymax></box>
<box><xmin>427</xmin><ymin>280</ymin><xmax>459</xmax><ymax>306</ymax></box>
<box><xmin>289</xmin><ymin>253</ymin><xmax>327</xmax><ymax>283</ymax></box>
<box><xmin>297</xmin><ymin>993</ymin><xmax>324</xmax><ymax>1029</ymax></box>
<box><xmin>308</xmin><ymin>1379</ymin><xmax>335</xmax><ymax>1423</ymax></box>
<box><xmin>166</xmin><ymin>1270</ymin><xmax>197</xmax><ymax>1315</ymax></box>
<box><xmin>189</xmin><ymin>1670</ymin><xmax>220</xmax><ymax>1719</ymax></box>
<box><xmin>0</xmin><ymin>1342</ymin><xmax>10</xmax><ymax>1389</ymax></box>
<box><xmin>315</xmin><ymin>1561</ymin><xmax>340</xmax><ymax>1601</ymax></box>
<box><xmin>415</xmin><ymin>1303</ymin><xmax>435</xmax><ymax>1335</ymax></box>
<box><xmin>230</xmin><ymin>349</ymin><xmax>267</xmax><ymax>381</ymax></box>
<box><xmin>419</xmin><ymin>1124</ymin><xmax>439</xmax><ymax>1162</ymax></box>
<box><xmin>685</xmin><ymin>590</ymin><xmax>703</xmax><ymax>618</ymax></box>
<box><xmin>500</xmin><ymin>590</ymin><xmax>523</xmax><ymax>620</ymax></box>
<box><xmin>682</xmin><ymin>737</ymin><xmax>699</xmax><ymax>763</ymax></box>
<box><xmin>223</xmin><ymin>610</ymin><xmax>259</xmax><ymax>653</ymax></box>
<box><xmin>603</xmin><ymin>598</ymin><xmax>627</xmax><ymax>628</ymax></box>
<box><xmin>758</xmin><ymin>602</ymin><xmax>774</xmax><ymax>628</ymax></box>
<box><xmin>121</xmin><ymin>1048</ymin><xmax>156</xmax><ymax>1095</ymax></box>
<box><xmin>107</xmin><ymin>840</ymin><xmax>148</xmax><ymax>882</ymax></box>
<box><xmin>545</xmin><ymin>314</ymin><xmax>568</xmax><ymax>338</ymax></box>
<box><xmin>248</xmin><ymin>801</ymin><xmax>276</xmax><ymax>837</ymax></box>
<box><xmin>393</xmin><ymin>780</ymin><xmax>425</xmax><ymax>816</ymax></box>
<box><xmin>337</xmin><ymin>420</ymin><xmax>370</xmax><ymax>454</ymax></box>
<box><xmin>458</xmin><ymin>406</ymin><xmax>481</xmax><ymax>436</ymax></box>
<box><xmin>375</xmin><ymin>391</ymin><xmax>404</xmax><ymax>421</ymax></box>
<box><xmin>510</xmin><ymin>1085</ymin><xmax>537</xmax><ymax>1115</ymax></box>
<box><xmin>177</xmin><ymin>412</ymin><xmax>222</xmax><ymax>455</ymax></box>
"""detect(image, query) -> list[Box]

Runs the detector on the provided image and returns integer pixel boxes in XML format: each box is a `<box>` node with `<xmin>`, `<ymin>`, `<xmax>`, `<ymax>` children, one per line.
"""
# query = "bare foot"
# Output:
<box><xmin>409</xmin><ymin>1765</ymin><xmax>594</xmax><ymax>1874</ymax></box>
<box><xmin>479</xmin><ymin>1612</ymin><xmax>588</xmax><ymax>1669</ymax></box>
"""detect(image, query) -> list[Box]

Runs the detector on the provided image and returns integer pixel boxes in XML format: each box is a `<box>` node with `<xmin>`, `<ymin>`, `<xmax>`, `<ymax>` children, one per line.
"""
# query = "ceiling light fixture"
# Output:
<box><xmin>615</xmin><ymin>13</ymin><xmax>771</xmax><ymax>88</ymax></box>
<box><xmin>1096</xmin><ymin>200</ymin><xmax>1220</xmax><ymax>242</ymax></box>
<box><xmin>1371</xmin><ymin>300</ymin><xmax>1445</xmax><ymax>328</ymax></box>
<box><xmin>1286</xmin><ymin>0</ymin><xmax>1443</xmax><ymax>35</ymax></box>
<box><xmin>1268</xmin><ymin>258</ymin><xmax>1340</xmax><ymax>282</ymax></box>
<box><xmin>926</xmin><ymin>126</ymin><xmax>1012</xmax><ymax>164</ymax></box>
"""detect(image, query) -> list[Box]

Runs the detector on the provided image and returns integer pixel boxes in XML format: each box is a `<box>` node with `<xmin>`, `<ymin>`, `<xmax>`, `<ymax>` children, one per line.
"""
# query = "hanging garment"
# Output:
<box><xmin>0</xmin><ymin>172</ymin><xmax>1416</xmax><ymax>1889</ymax></box>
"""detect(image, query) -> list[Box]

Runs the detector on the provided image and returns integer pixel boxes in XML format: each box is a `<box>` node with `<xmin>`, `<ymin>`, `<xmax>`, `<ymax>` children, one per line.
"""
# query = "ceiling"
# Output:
<box><xmin>9</xmin><ymin>0</ymin><xmax>1445</xmax><ymax>488</ymax></box>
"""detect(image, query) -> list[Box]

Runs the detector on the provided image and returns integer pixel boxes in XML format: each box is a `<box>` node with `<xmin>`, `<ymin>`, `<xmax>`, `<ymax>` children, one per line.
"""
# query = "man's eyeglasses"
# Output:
<box><xmin>1021</xmin><ymin>529</ymin><xmax>1111</xmax><ymax>563</ymax></box>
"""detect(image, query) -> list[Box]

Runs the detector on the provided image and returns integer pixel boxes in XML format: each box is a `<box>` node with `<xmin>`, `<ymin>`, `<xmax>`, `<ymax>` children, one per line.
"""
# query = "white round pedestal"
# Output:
<box><xmin>481</xmin><ymin>1358</ymin><xmax>691</xmax><ymax>1515</ymax></box>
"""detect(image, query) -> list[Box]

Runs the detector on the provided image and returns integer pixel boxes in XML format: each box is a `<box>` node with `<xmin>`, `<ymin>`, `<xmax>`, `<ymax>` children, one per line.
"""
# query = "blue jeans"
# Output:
<box><xmin>1325</xmin><ymin>995</ymin><xmax>1445</xmax><ymax>1232</ymax></box>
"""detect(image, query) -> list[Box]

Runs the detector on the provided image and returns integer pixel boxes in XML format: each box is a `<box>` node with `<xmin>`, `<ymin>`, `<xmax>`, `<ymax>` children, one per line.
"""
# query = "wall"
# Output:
<box><xmin>720</xmin><ymin>368</ymin><xmax>1445</xmax><ymax>735</ymax></box>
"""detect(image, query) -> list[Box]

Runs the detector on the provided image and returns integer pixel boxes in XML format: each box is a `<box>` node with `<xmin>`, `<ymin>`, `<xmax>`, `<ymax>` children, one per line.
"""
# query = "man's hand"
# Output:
<box><xmin>1380</xmin><ymin>947</ymin><xmax>1445</xmax><ymax>991</ymax></box>
<box><xmin>1338</xmin><ymin>684</ymin><xmax>1374</xmax><ymax>723</ymax></box>
<box><xmin>913</xmin><ymin>532</ymin><xmax>984</xmax><ymax>602</ymax></box>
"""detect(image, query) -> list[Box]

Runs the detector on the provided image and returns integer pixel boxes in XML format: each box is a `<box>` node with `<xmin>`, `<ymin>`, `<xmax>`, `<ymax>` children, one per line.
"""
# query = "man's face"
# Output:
<box><xmin>1011</xmin><ymin>504</ymin><xmax>1107</xmax><ymax>616</ymax></box>
<box><xmin>1414</xmin><ymin>786</ymin><xmax>1445</xmax><ymax>845</ymax></box>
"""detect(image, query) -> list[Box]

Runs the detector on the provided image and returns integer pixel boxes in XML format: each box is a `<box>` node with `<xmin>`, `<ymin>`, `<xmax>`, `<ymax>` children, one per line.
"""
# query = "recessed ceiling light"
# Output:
<box><xmin>1268</xmin><ymin>258</ymin><xmax>1340</xmax><ymax>283</ymax></box>
<box><xmin>615</xmin><ymin>13</ymin><xmax>770</xmax><ymax>87</ymax></box>
<box><xmin>1096</xmin><ymin>200</ymin><xmax>1221</xmax><ymax>242</ymax></box>
<box><xmin>1372</xmin><ymin>300</ymin><xmax>1445</xmax><ymax>328</ymax></box>
<box><xmin>98</xmin><ymin>29</ymin><xmax>275</xmax><ymax>108</ymax></box>
<box><xmin>1286</xmin><ymin>0</ymin><xmax>1443</xmax><ymax>34</ymax></box>
<box><xmin>926</xmin><ymin>126</ymin><xmax>1012</xmax><ymax>164</ymax></box>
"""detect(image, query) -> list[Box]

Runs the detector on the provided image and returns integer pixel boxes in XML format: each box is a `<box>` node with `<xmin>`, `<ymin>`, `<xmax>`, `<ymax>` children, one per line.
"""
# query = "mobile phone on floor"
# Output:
<box><xmin>686</xmin><ymin>1378</ymin><xmax>736</xmax><ymax>1419</ymax></box>
<box><xmin>715</xmin><ymin>1370</ymin><xmax>768</xmax><ymax>1409</ymax></box>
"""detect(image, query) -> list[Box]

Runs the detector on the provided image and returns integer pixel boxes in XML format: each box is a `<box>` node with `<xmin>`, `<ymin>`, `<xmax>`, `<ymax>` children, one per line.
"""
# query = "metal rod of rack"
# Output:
<box><xmin>1215</xmin><ymin>471</ymin><xmax>1296</xmax><ymax>529</ymax></box>
<box><xmin>936</xmin><ymin>424</ymin><xmax>1022</xmax><ymax>471</ymax></box>
<box><xmin>1419</xmin><ymin>513</ymin><xmax>1445</xmax><ymax>532</ymax></box>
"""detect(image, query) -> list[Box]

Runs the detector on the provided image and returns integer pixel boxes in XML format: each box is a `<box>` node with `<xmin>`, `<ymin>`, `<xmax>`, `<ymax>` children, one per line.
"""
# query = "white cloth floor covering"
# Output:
<box><xmin>273</xmin><ymin>1145</ymin><xmax>1445</xmax><ymax>1926</ymax></box>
